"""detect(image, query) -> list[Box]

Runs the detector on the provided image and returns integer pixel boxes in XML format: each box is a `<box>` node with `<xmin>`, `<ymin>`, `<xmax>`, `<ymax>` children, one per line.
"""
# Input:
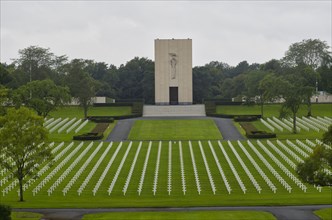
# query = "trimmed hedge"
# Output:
<box><xmin>240</xmin><ymin>122</ymin><xmax>276</xmax><ymax>139</ymax></box>
<box><xmin>87</xmin><ymin>116</ymin><xmax>114</xmax><ymax>123</ymax></box>
<box><xmin>234</xmin><ymin>115</ymin><xmax>259</xmax><ymax>122</ymax></box>
<box><xmin>73</xmin><ymin>132</ymin><xmax>103</xmax><ymax>140</ymax></box>
<box><xmin>207</xmin><ymin>113</ymin><xmax>261</xmax><ymax>119</ymax></box>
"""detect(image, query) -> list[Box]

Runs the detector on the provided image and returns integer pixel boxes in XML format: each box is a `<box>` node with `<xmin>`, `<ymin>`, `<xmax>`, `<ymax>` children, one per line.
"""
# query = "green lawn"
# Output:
<box><xmin>128</xmin><ymin>119</ymin><xmax>222</xmax><ymax>140</ymax></box>
<box><xmin>48</xmin><ymin>106</ymin><xmax>132</xmax><ymax>118</ymax></box>
<box><xmin>11</xmin><ymin>212</ymin><xmax>43</xmax><ymax>220</ymax></box>
<box><xmin>314</xmin><ymin>208</ymin><xmax>332</xmax><ymax>220</ymax></box>
<box><xmin>216</xmin><ymin>104</ymin><xmax>332</xmax><ymax>117</ymax></box>
<box><xmin>82</xmin><ymin>211</ymin><xmax>276</xmax><ymax>220</ymax></box>
<box><xmin>1</xmin><ymin>140</ymin><xmax>331</xmax><ymax>209</ymax></box>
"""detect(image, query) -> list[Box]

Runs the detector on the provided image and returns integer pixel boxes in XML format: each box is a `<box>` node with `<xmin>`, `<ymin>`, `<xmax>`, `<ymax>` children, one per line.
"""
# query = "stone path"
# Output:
<box><xmin>105</xmin><ymin>116</ymin><xmax>245</xmax><ymax>141</ymax></box>
<box><xmin>14</xmin><ymin>204</ymin><xmax>332</xmax><ymax>220</ymax></box>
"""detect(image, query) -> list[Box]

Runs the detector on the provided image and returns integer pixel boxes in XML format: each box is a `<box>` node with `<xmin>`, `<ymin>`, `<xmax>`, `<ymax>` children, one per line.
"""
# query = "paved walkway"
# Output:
<box><xmin>14</xmin><ymin>204</ymin><xmax>332</xmax><ymax>220</ymax></box>
<box><xmin>105</xmin><ymin>116</ymin><xmax>245</xmax><ymax>141</ymax></box>
<box><xmin>212</xmin><ymin>117</ymin><xmax>245</xmax><ymax>140</ymax></box>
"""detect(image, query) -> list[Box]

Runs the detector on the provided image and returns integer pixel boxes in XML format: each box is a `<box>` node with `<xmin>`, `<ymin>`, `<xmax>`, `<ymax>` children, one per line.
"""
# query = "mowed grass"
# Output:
<box><xmin>216</xmin><ymin>103</ymin><xmax>332</xmax><ymax>117</ymax></box>
<box><xmin>128</xmin><ymin>119</ymin><xmax>222</xmax><ymax>140</ymax></box>
<box><xmin>1</xmin><ymin>140</ymin><xmax>331</xmax><ymax>208</ymax></box>
<box><xmin>82</xmin><ymin>211</ymin><xmax>276</xmax><ymax>220</ymax></box>
<box><xmin>314</xmin><ymin>208</ymin><xmax>332</xmax><ymax>220</ymax></box>
<box><xmin>49</xmin><ymin>106</ymin><xmax>132</xmax><ymax>118</ymax></box>
<box><xmin>11</xmin><ymin>212</ymin><xmax>43</xmax><ymax>220</ymax></box>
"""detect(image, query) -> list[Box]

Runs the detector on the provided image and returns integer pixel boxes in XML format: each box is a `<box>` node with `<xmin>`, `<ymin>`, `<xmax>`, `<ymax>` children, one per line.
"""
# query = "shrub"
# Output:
<box><xmin>240</xmin><ymin>122</ymin><xmax>276</xmax><ymax>139</ymax></box>
<box><xmin>73</xmin><ymin>132</ymin><xmax>103</xmax><ymax>141</ymax></box>
<box><xmin>234</xmin><ymin>115</ymin><xmax>259</xmax><ymax>122</ymax></box>
<box><xmin>0</xmin><ymin>204</ymin><xmax>11</xmax><ymax>220</ymax></box>
<box><xmin>87</xmin><ymin>116</ymin><xmax>114</xmax><ymax>123</ymax></box>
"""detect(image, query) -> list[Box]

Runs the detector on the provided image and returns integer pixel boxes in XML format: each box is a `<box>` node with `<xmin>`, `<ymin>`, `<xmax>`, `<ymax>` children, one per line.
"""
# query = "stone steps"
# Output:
<box><xmin>143</xmin><ymin>105</ymin><xmax>206</xmax><ymax>117</ymax></box>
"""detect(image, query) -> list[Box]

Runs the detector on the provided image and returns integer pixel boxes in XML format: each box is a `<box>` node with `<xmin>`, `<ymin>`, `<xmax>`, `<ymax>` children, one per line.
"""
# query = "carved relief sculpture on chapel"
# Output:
<box><xmin>169</xmin><ymin>53</ymin><xmax>177</xmax><ymax>79</ymax></box>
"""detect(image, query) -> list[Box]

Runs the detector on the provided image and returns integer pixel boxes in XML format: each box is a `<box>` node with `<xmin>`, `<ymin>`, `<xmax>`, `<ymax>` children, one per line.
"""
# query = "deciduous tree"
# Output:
<box><xmin>0</xmin><ymin>107</ymin><xmax>52</xmax><ymax>201</ymax></box>
<box><xmin>13</xmin><ymin>80</ymin><xmax>71</xmax><ymax>118</ymax></box>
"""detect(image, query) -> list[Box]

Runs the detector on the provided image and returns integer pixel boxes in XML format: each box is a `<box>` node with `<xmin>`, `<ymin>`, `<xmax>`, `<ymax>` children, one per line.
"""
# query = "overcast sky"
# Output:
<box><xmin>1</xmin><ymin>0</ymin><xmax>331</xmax><ymax>67</ymax></box>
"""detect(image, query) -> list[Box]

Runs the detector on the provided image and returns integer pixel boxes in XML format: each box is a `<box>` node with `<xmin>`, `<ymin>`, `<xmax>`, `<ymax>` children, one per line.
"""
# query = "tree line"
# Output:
<box><xmin>0</xmin><ymin>39</ymin><xmax>331</xmax><ymax>120</ymax></box>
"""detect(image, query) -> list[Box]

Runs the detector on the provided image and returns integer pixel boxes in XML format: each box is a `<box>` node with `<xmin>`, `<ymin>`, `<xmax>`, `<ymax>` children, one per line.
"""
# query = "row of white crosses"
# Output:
<box><xmin>67</xmin><ymin>119</ymin><xmax>82</xmax><ymax>133</ymax></box>
<box><xmin>266</xmin><ymin>140</ymin><xmax>297</xmax><ymax>170</ymax></box>
<box><xmin>57</xmin><ymin>118</ymin><xmax>77</xmax><ymax>133</ymax></box>
<box><xmin>33</xmin><ymin>142</ymin><xmax>83</xmax><ymax>196</ymax></box>
<box><xmin>247</xmin><ymin>140</ymin><xmax>292</xmax><ymax>193</ymax></box>
<box><xmin>44</xmin><ymin>117</ymin><xmax>89</xmax><ymax>134</ymax></box>
<box><xmin>123</xmin><ymin>142</ymin><xmax>142</xmax><ymax>196</ymax></box>
<box><xmin>296</xmin><ymin>117</ymin><xmax>320</xmax><ymax>132</ymax></box>
<box><xmin>218</xmin><ymin>141</ymin><xmax>247</xmax><ymax>194</ymax></box>
<box><xmin>282</xmin><ymin>118</ymin><xmax>301</xmax><ymax>132</ymax></box>
<box><xmin>21</xmin><ymin>142</ymin><xmax>66</xmax><ymax>191</ymax></box>
<box><xmin>208</xmin><ymin>141</ymin><xmax>231</xmax><ymax>194</ymax></box>
<box><xmin>152</xmin><ymin>142</ymin><xmax>162</xmax><ymax>196</ymax></box>
<box><xmin>47</xmin><ymin>142</ymin><xmax>90</xmax><ymax>196</ymax></box>
<box><xmin>137</xmin><ymin>141</ymin><xmax>152</xmax><ymax>196</ymax></box>
<box><xmin>93</xmin><ymin>142</ymin><xmax>122</xmax><ymax>196</ymax></box>
<box><xmin>49</xmin><ymin>118</ymin><xmax>69</xmax><ymax>133</ymax></box>
<box><xmin>323</xmin><ymin>116</ymin><xmax>332</xmax><ymax>123</ymax></box>
<box><xmin>179</xmin><ymin>141</ymin><xmax>187</xmax><ymax>195</ymax></box>
<box><xmin>302</xmin><ymin>117</ymin><xmax>328</xmax><ymax>132</ymax></box>
<box><xmin>167</xmin><ymin>141</ymin><xmax>172</xmax><ymax>195</ymax></box>
<box><xmin>288</xmin><ymin>118</ymin><xmax>309</xmax><ymax>131</ymax></box>
<box><xmin>198</xmin><ymin>141</ymin><xmax>216</xmax><ymax>195</ymax></box>
<box><xmin>276</xmin><ymin>140</ymin><xmax>303</xmax><ymax>163</ymax></box>
<box><xmin>227</xmin><ymin>141</ymin><xmax>262</xmax><ymax>193</ymax></box>
<box><xmin>310</xmin><ymin>117</ymin><xmax>330</xmax><ymax>130</ymax></box>
<box><xmin>286</xmin><ymin>140</ymin><xmax>309</xmax><ymax>158</ymax></box>
<box><xmin>44</xmin><ymin>118</ymin><xmax>55</xmax><ymax>126</ymax></box>
<box><xmin>17</xmin><ymin>142</ymin><xmax>64</xmax><ymax>195</ymax></box>
<box><xmin>257</xmin><ymin>140</ymin><xmax>307</xmax><ymax>192</ymax></box>
<box><xmin>45</xmin><ymin>118</ymin><xmax>62</xmax><ymax>130</ymax></box>
<box><xmin>237</xmin><ymin>141</ymin><xmax>276</xmax><ymax>193</ymax></box>
<box><xmin>108</xmin><ymin>142</ymin><xmax>133</xmax><ymax>195</ymax></box>
<box><xmin>188</xmin><ymin>141</ymin><xmax>201</xmax><ymax>195</ymax></box>
<box><xmin>295</xmin><ymin>140</ymin><xmax>314</xmax><ymax>154</ymax></box>
<box><xmin>260</xmin><ymin>118</ymin><xmax>275</xmax><ymax>132</ymax></box>
<box><xmin>267</xmin><ymin>118</ymin><xmax>283</xmax><ymax>131</ymax></box>
<box><xmin>78</xmin><ymin>142</ymin><xmax>113</xmax><ymax>196</ymax></box>
<box><xmin>316</xmin><ymin>139</ymin><xmax>332</xmax><ymax>150</ymax></box>
<box><xmin>63</xmin><ymin>142</ymin><xmax>103</xmax><ymax>195</ymax></box>
<box><xmin>272</xmin><ymin>117</ymin><xmax>293</xmax><ymax>132</ymax></box>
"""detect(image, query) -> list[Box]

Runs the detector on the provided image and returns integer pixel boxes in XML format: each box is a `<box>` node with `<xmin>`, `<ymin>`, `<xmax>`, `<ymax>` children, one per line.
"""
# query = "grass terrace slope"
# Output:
<box><xmin>128</xmin><ymin>119</ymin><xmax>222</xmax><ymax>140</ymax></box>
<box><xmin>49</xmin><ymin>106</ymin><xmax>132</xmax><ymax>118</ymax></box>
<box><xmin>216</xmin><ymin>103</ymin><xmax>332</xmax><ymax>117</ymax></box>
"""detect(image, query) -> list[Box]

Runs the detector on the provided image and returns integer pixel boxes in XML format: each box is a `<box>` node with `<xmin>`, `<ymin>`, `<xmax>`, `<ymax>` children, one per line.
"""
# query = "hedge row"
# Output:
<box><xmin>234</xmin><ymin>115</ymin><xmax>260</xmax><ymax>122</ymax></box>
<box><xmin>207</xmin><ymin>113</ymin><xmax>261</xmax><ymax>119</ymax></box>
<box><xmin>240</xmin><ymin>122</ymin><xmax>276</xmax><ymax>139</ymax></box>
<box><xmin>87</xmin><ymin>116</ymin><xmax>114</xmax><ymax>123</ymax></box>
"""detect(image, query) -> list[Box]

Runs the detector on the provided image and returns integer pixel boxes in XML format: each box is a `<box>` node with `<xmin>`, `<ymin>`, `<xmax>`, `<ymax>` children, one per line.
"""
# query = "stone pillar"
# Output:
<box><xmin>155</xmin><ymin>39</ymin><xmax>193</xmax><ymax>105</ymax></box>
